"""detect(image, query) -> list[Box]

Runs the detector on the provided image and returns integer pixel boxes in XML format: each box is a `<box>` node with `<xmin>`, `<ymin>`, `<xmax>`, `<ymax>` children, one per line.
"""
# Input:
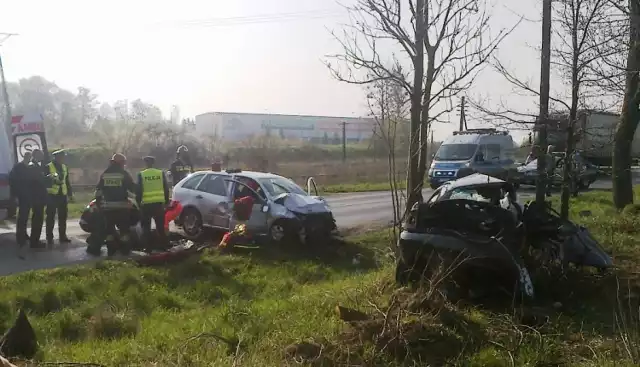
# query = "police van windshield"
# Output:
<box><xmin>434</xmin><ymin>144</ymin><xmax>477</xmax><ymax>161</ymax></box>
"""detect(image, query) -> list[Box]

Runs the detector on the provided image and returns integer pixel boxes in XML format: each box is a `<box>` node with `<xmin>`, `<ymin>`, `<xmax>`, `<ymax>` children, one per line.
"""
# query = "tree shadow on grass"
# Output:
<box><xmin>223</xmin><ymin>234</ymin><xmax>387</xmax><ymax>274</ymax></box>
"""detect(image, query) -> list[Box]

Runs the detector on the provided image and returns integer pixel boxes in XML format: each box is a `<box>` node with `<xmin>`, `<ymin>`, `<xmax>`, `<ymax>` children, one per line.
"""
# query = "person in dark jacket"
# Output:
<box><xmin>91</xmin><ymin>153</ymin><xmax>136</xmax><ymax>256</ymax></box>
<box><xmin>10</xmin><ymin>151</ymin><xmax>32</xmax><ymax>244</ymax></box>
<box><xmin>169</xmin><ymin>145</ymin><xmax>193</xmax><ymax>186</ymax></box>
<box><xmin>45</xmin><ymin>150</ymin><xmax>73</xmax><ymax>246</ymax></box>
<box><xmin>25</xmin><ymin>149</ymin><xmax>48</xmax><ymax>250</ymax></box>
<box><xmin>136</xmin><ymin>156</ymin><xmax>170</xmax><ymax>252</ymax></box>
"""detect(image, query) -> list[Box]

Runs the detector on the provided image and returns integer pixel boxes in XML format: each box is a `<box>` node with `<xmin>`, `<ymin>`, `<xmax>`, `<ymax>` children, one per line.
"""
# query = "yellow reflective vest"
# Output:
<box><xmin>47</xmin><ymin>162</ymin><xmax>68</xmax><ymax>196</ymax></box>
<box><xmin>140</xmin><ymin>168</ymin><xmax>165</xmax><ymax>204</ymax></box>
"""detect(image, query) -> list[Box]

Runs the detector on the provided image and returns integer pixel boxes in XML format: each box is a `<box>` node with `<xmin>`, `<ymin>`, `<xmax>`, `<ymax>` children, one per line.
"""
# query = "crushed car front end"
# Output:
<box><xmin>397</xmin><ymin>196</ymin><xmax>534</xmax><ymax>298</ymax></box>
<box><xmin>269</xmin><ymin>192</ymin><xmax>337</xmax><ymax>242</ymax></box>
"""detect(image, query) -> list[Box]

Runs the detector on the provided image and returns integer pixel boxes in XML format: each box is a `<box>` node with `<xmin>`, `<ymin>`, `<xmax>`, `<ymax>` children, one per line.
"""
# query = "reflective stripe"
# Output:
<box><xmin>101</xmin><ymin>201</ymin><xmax>130</xmax><ymax>209</ymax></box>
<box><xmin>140</xmin><ymin>168</ymin><xmax>165</xmax><ymax>204</ymax></box>
<box><xmin>102</xmin><ymin>173</ymin><xmax>124</xmax><ymax>187</ymax></box>
<box><xmin>47</xmin><ymin>163</ymin><xmax>68</xmax><ymax>195</ymax></box>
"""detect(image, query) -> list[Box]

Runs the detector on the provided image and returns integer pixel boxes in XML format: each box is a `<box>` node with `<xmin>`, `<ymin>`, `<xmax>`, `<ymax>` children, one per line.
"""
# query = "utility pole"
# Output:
<box><xmin>535</xmin><ymin>0</ymin><xmax>552</xmax><ymax>204</ymax></box>
<box><xmin>459</xmin><ymin>96</ymin><xmax>466</xmax><ymax>131</ymax></box>
<box><xmin>0</xmin><ymin>33</ymin><xmax>17</xmax><ymax>161</ymax></box>
<box><xmin>341</xmin><ymin>121</ymin><xmax>347</xmax><ymax>162</ymax></box>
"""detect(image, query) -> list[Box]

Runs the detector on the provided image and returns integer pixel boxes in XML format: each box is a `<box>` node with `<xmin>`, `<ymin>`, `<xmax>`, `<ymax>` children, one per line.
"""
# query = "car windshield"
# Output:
<box><xmin>258</xmin><ymin>176</ymin><xmax>307</xmax><ymax>197</ymax></box>
<box><xmin>435</xmin><ymin>144</ymin><xmax>477</xmax><ymax>161</ymax></box>
<box><xmin>448</xmin><ymin>188</ymin><xmax>493</xmax><ymax>203</ymax></box>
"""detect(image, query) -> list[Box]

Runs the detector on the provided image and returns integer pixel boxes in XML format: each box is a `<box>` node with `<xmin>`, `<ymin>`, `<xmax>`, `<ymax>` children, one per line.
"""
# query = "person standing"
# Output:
<box><xmin>91</xmin><ymin>153</ymin><xmax>136</xmax><ymax>256</ymax></box>
<box><xmin>169</xmin><ymin>145</ymin><xmax>193</xmax><ymax>186</ymax></box>
<box><xmin>10</xmin><ymin>151</ymin><xmax>32</xmax><ymax>245</ymax></box>
<box><xmin>525</xmin><ymin>145</ymin><xmax>539</xmax><ymax>165</ymax></box>
<box><xmin>136</xmin><ymin>156</ymin><xmax>170</xmax><ymax>252</ymax></box>
<box><xmin>45</xmin><ymin>150</ymin><xmax>73</xmax><ymax>246</ymax></box>
<box><xmin>26</xmin><ymin>149</ymin><xmax>48</xmax><ymax>249</ymax></box>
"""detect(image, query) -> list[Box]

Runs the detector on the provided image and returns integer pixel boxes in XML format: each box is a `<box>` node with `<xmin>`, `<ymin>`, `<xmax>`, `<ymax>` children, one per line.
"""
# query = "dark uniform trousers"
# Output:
<box><xmin>141</xmin><ymin>203</ymin><xmax>166</xmax><ymax>250</ymax></box>
<box><xmin>16</xmin><ymin>199</ymin><xmax>44</xmax><ymax>246</ymax></box>
<box><xmin>104</xmin><ymin>207</ymin><xmax>131</xmax><ymax>254</ymax></box>
<box><xmin>46</xmin><ymin>194</ymin><xmax>68</xmax><ymax>240</ymax></box>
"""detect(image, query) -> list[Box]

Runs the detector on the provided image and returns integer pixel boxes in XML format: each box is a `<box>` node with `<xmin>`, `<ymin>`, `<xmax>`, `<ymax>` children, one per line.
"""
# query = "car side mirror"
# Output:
<box><xmin>261</xmin><ymin>205</ymin><xmax>269</xmax><ymax>213</ymax></box>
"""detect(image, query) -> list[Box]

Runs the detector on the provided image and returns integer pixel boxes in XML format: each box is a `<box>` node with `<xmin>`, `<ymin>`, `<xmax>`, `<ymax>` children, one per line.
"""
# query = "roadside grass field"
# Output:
<box><xmin>4</xmin><ymin>189</ymin><xmax>640</xmax><ymax>365</ymax></box>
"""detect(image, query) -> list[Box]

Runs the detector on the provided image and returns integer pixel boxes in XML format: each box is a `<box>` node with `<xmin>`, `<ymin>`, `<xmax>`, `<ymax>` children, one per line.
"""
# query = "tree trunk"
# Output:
<box><xmin>560</xmin><ymin>9</ymin><xmax>580</xmax><ymax>221</ymax></box>
<box><xmin>417</xmin><ymin>50</ymin><xmax>435</xmax><ymax>188</ymax></box>
<box><xmin>406</xmin><ymin>0</ymin><xmax>426</xmax><ymax>214</ymax></box>
<box><xmin>536</xmin><ymin>0</ymin><xmax>552</xmax><ymax>204</ymax></box>
<box><xmin>613</xmin><ymin>1</ymin><xmax>640</xmax><ymax>209</ymax></box>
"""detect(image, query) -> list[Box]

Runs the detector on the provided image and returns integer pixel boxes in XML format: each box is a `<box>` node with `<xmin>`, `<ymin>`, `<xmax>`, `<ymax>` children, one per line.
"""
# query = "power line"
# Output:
<box><xmin>159</xmin><ymin>10</ymin><xmax>344</xmax><ymax>29</ymax></box>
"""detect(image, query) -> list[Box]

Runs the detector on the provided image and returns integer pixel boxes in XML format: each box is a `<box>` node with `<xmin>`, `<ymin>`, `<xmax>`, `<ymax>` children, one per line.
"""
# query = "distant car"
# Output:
<box><xmin>515</xmin><ymin>153</ymin><xmax>598</xmax><ymax>189</ymax></box>
<box><xmin>171</xmin><ymin>169</ymin><xmax>337</xmax><ymax>244</ymax></box>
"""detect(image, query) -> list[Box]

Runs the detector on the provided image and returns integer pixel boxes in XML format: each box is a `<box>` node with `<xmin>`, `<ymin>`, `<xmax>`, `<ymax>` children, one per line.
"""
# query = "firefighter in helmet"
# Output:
<box><xmin>89</xmin><ymin>153</ymin><xmax>136</xmax><ymax>256</ymax></box>
<box><xmin>169</xmin><ymin>145</ymin><xmax>194</xmax><ymax>186</ymax></box>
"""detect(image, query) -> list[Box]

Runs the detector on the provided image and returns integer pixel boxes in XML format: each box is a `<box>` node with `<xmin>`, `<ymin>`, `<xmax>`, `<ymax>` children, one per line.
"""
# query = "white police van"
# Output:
<box><xmin>428</xmin><ymin>129</ymin><xmax>517</xmax><ymax>189</ymax></box>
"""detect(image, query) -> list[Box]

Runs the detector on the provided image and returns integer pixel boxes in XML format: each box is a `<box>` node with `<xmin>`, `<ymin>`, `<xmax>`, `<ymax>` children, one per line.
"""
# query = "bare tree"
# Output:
<box><xmin>583</xmin><ymin>2</ymin><xmax>628</xmax><ymax>104</ymax></box>
<box><xmin>326</xmin><ymin>0</ymin><xmax>516</xmax><ymax>213</ymax></box>
<box><xmin>552</xmin><ymin>0</ymin><xmax>610</xmax><ymax>219</ymax></box>
<box><xmin>367</xmin><ymin>74</ymin><xmax>409</xmax><ymax>244</ymax></box>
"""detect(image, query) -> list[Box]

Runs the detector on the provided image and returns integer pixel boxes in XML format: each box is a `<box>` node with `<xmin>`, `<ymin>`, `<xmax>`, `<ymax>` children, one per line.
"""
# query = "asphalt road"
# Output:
<box><xmin>0</xmin><ymin>175</ymin><xmax>632</xmax><ymax>276</ymax></box>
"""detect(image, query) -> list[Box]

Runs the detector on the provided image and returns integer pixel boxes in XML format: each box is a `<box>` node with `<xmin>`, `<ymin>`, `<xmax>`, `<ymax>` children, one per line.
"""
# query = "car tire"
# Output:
<box><xmin>180</xmin><ymin>208</ymin><xmax>203</xmax><ymax>239</ymax></box>
<box><xmin>268</xmin><ymin>219</ymin><xmax>298</xmax><ymax>244</ymax></box>
<box><xmin>579</xmin><ymin>178</ymin><xmax>590</xmax><ymax>190</ymax></box>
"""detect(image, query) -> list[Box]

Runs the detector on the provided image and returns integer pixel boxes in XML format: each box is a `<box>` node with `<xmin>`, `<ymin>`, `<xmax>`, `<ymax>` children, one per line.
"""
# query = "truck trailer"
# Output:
<box><xmin>541</xmin><ymin>110</ymin><xmax>640</xmax><ymax>166</ymax></box>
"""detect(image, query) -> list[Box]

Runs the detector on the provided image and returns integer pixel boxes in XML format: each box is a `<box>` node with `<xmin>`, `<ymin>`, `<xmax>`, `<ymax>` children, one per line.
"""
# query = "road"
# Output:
<box><xmin>0</xmin><ymin>175</ymin><xmax>632</xmax><ymax>276</ymax></box>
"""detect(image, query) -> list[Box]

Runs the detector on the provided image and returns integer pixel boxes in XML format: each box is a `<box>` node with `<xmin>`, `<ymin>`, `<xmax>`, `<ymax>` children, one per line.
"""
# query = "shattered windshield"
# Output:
<box><xmin>434</xmin><ymin>144</ymin><xmax>477</xmax><ymax>161</ymax></box>
<box><xmin>448</xmin><ymin>188</ymin><xmax>493</xmax><ymax>203</ymax></box>
<box><xmin>258</xmin><ymin>176</ymin><xmax>307</xmax><ymax>197</ymax></box>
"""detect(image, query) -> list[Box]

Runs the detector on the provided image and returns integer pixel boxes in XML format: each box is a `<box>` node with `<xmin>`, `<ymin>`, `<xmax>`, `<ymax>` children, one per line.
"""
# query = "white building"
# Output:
<box><xmin>192</xmin><ymin>112</ymin><xmax>375</xmax><ymax>142</ymax></box>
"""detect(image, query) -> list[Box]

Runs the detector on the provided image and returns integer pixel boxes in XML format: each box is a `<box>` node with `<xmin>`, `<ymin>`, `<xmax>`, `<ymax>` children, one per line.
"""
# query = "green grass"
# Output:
<box><xmin>0</xmin><ymin>230</ymin><xmax>394</xmax><ymax>366</ymax></box>
<box><xmin>9</xmin><ymin>188</ymin><xmax>640</xmax><ymax>365</ymax></box>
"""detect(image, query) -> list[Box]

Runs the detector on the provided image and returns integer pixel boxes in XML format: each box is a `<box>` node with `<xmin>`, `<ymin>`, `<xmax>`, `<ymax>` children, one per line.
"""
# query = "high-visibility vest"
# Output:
<box><xmin>47</xmin><ymin>163</ymin><xmax>68</xmax><ymax>195</ymax></box>
<box><xmin>140</xmin><ymin>168</ymin><xmax>165</xmax><ymax>204</ymax></box>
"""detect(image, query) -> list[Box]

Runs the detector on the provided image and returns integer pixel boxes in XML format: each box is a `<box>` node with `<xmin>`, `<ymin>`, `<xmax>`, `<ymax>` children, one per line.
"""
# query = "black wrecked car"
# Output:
<box><xmin>396</xmin><ymin>173</ymin><xmax>612</xmax><ymax>299</ymax></box>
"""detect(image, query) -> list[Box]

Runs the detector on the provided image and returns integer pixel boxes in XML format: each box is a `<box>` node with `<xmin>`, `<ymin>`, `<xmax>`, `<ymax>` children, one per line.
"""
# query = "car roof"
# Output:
<box><xmin>443</xmin><ymin>173</ymin><xmax>507</xmax><ymax>189</ymax></box>
<box><xmin>198</xmin><ymin>170</ymin><xmax>282</xmax><ymax>180</ymax></box>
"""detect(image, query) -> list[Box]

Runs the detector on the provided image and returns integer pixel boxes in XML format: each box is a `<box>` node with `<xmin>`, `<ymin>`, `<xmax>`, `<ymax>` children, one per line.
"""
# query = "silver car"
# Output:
<box><xmin>171</xmin><ymin>169</ymin><xmax>337</xmax><ymax>243</ymax></box>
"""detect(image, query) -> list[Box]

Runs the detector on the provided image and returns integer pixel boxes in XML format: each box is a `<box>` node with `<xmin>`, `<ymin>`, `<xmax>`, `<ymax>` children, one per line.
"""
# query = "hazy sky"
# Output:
<box><xmin>0</xmin><ymin>0</ymin><xmax>544</xmax><ymax>141</ymax></box>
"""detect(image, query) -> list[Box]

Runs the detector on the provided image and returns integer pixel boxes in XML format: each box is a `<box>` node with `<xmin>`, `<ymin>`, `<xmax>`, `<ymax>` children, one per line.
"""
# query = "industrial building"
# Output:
<box><xmin>191</xmin><ymin>112</ymin><xmax>375</xmax><ymax>142</ymax></box>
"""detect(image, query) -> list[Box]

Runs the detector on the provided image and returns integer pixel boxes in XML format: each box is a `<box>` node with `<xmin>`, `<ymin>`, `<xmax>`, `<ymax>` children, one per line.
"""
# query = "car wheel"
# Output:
<box><xmin>579</xmin><ymin>178</ymin><xmax>590</xmax><ymax>190</ymax></box>
<box><xmin>269</xmin><ymin>220</ymin><xmax>298</xmax><ymax>244</ymax></box>
<box><xmin>181</xmin><ymin>208</ymin><xmax>203</xmax><ymax>238</ymax></box>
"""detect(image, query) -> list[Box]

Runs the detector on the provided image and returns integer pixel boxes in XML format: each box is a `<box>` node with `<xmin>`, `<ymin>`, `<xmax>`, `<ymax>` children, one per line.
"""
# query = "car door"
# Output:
<box><xmin>228</xmin><ymin>176</ymin><xmax>270</xmax><ymax>234</ymax></box>
<box><xmin>193</xmin><ymin>173</ymin><xmax>231</xmax><ymax>229</ymax></box>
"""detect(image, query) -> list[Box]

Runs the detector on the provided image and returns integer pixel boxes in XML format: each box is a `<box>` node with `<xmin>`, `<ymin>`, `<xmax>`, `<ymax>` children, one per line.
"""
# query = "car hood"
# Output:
<box><xmin>275</xmin><ymin>193</ymin><xmax>331</xmax><ymax>214</ymax></box>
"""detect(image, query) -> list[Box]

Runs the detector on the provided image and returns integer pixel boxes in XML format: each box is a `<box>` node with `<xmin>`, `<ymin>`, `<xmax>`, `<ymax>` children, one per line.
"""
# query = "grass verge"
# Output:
<box><xmin>0</xmin><ymin>228</ymin><xmax>394</xmax><ymax>366</ymax></box>
<box><xmin>9</xmin><ymin>188</ymin><xmax>640</xmax><ymax>366</ymax></box>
